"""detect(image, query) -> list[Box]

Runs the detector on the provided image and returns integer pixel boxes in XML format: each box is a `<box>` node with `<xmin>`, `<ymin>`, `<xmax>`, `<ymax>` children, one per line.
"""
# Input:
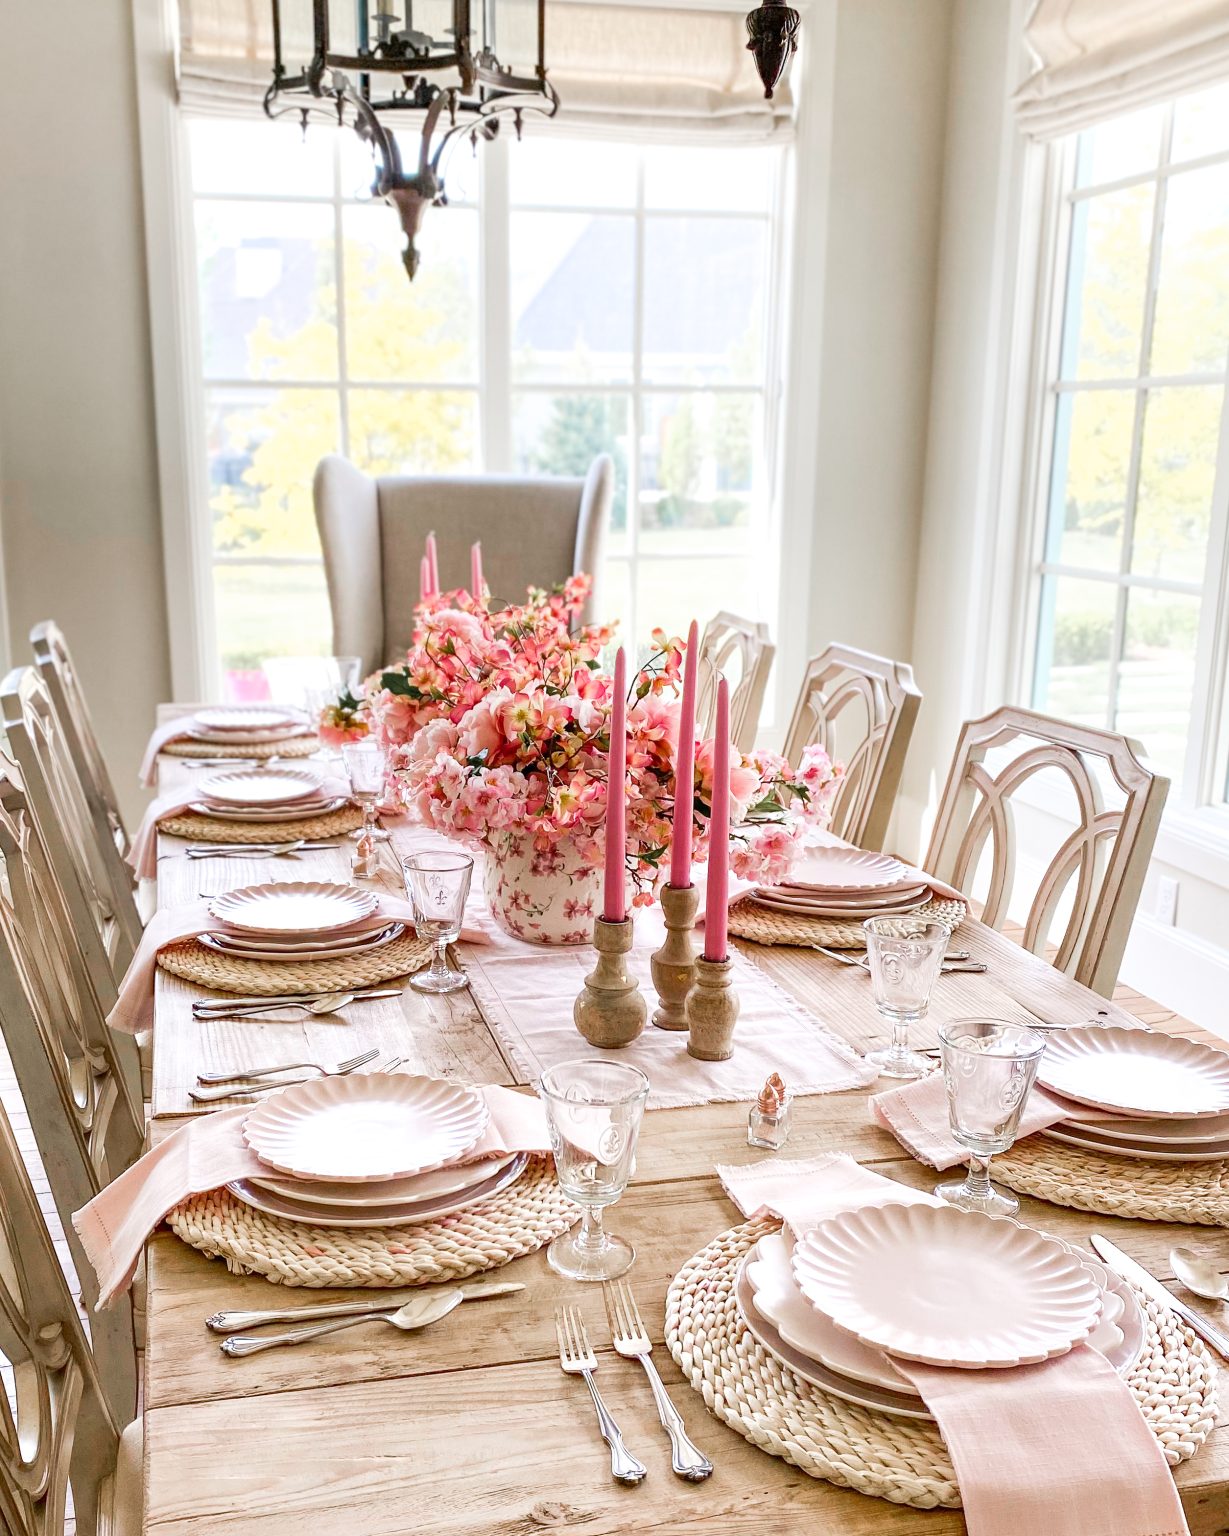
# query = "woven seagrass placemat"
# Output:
<box><xmin>162</xmin><ymin>735</ymin><xmax>320</xmax><ymax>761</ymax></box>
<box><xmin>665</xmin><ymin>1216</ymin><xmax>1215</xmax><ymax>1510</ymax></box>
<box><xmin>159</xmin><ymin>804</ymin><xmax>364</xmax><ymax>844</ymax></box>
<box><xmin>995</xmin><ymin>1136</ymin><xmax>1229</xmax><ymax>1226</ymax></box>
<box><xmin>156</xmin><ymin>927</ymin><xmax>433</xmax><ymax>995</ymax></box>
<box><xmin>728</xmin><ymin>895</ymin><xmax>967</xmax><ymax>950</ymax></box>
<box><xmin>167</xmin><ymin>1155</ymin><xmax>576</xmax><ymax>1287</ymax></box>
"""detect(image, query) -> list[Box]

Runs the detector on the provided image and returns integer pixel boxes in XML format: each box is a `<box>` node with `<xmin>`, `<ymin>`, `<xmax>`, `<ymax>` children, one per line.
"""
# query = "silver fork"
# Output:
<box><xmin>189</xmin><ymin>1049</ymin><xmax>387</xmax><ymax>1103</ymax></box>
<box><xmin>604</xmin><ymin>1281</ymin><xmax>712</xmax><ymax>1481</ymax></box>
<box><xmin>197</xmin><ymin>1047</ymin><xmax>381</xmax><ymax>1084</ymax></box>
<box><xmin>555</xmin><ymin>1306</ymin><xmax>647</xmax><ymax>1485</ymax></box>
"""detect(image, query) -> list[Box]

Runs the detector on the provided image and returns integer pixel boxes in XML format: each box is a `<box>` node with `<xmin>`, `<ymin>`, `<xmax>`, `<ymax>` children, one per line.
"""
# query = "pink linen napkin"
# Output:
<box><xmin>73</xmin><ymin>1083</ymin><xmax>552</xmax><ymax>1308</ymax></box>
<box><xmin>127</xmin><ymin>774</ymin><xmax>352</xmax><ymax>880</ymax></box>
<box><xmin>717</xmin><ymin>1153</ymin><xmax>1190</xmax><ymax>1536</ymax></box>
<box><xmin>106</xmin><ymin>895</ymin><xmax>494</xmax><ymax>1036</ymax></box>
<box><xmin>870</xmin><ymin>1069</ymin><xmax>1102</xmax><ymax>1170</ymax></box>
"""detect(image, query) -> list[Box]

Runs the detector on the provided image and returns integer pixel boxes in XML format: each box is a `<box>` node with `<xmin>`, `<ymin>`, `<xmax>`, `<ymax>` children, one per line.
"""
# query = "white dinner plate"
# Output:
<box><xmin>242</xmin><ymin>1073</ymin><xmax>489</xmax><ymax>1182</ymax></box>
<box><xmin>199</xmin><ymin>769</ymin><xmax>325</xmax><ymax>807</ymax></box>
<box><xmin>1041</xmin><ymin>1125</ymin><xmax>1229</xmax><ymax>1163</ymax></box>
<box><xmin>186</xmin><ymin>725</ymin><xmax>309</xmax><ymax>747</ymax></box>
<box><xmin>251</xmin><ymin>1152</ymin><xmax>517</xmax><ymax>1209</ymax></box>
<box><xmin>209</xmin><ymin>881</ymin><xmax>378</xmax><ymax>935</ymax></box>
<box><xmin>751</xmin><ymin>890</ymin><xmax>931</xmax><ymax>919</ymax></box>
<box><xmin>198</xmin><ymin>922</ymin><xmax>404</xmax><ymax>964</ymax></box>
<box><xmin>188</xmin><ymin>796</ymin><xmax>346</xmax><ymax>823</ymax></box>
<box><xmin>228</xmin><ymin>1153</ymin><xmax>527</xmax><ymax>1229</ymax></box>
<box><xmin>791</xmin><ymin>1202</ymin><xmax>1102</xmax><ymax>1368</ymax></box>
<box><xmin>1038</xmin><ymin>1027</ymin><xmax>1229</xmax><ymax>1120</ymax></box>
<box><xmin>195</xmin><ymin>705</ymin><xmax>306</xmax><ymax>732</ymax></box>
<box><xmin>757</xmin><ymin>881</ymin><xmax>930</xmax><ymax>908</ymax></box>
<box><xmin>777</xmin><ymin>845</ymin><xmax>912</xmax><ymax>893</ymax></box>
<box><xmin>1075</xmin><ymin>1110</ymin><xmax>1229</xmax><ymax>1146</ymax></box>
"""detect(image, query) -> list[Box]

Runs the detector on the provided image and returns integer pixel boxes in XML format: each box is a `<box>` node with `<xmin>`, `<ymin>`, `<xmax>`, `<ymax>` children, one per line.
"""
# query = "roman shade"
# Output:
<box><xmin>177</xmin><ymin>0</ymin><xmax>793</xmax><ymax>138</ymax></box>
<box><xmin>1015</xmin><ymin>0</ymin><xmax>1229</xmax><ymax>139</ymax></box>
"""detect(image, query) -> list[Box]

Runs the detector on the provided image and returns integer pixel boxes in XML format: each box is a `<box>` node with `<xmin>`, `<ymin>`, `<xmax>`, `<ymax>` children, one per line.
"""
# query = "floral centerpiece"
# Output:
<box><xmin>372</xmin><ymin>578</ymin><xmax>843</xmax><ymax>942</ymax></box>
<box><xmin>317</xmin><ymin>687</ymin><xmax>370</xmax><ymax>748</ymax></box>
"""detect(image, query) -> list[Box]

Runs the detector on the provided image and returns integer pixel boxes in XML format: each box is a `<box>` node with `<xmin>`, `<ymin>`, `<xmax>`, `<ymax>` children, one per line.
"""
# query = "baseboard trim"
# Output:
<box><xmin>1120</xmin><ymin>915</ymin><xmax>1229</xmax><ymax>1043</ymax></box>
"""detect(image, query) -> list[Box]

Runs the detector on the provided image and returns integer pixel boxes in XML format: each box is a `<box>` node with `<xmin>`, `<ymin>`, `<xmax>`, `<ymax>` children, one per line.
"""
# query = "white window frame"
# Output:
<box><xmin>1010</xmin><ymin>104</ymin><xmax>1229</xmax><ymax>882</ymax></box>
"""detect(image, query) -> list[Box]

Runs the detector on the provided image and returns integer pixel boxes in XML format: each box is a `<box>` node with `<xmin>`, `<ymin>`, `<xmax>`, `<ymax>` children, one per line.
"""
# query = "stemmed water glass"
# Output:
<box><xmin>862</xmin><ymin>917</ymin><xmax>949</xmax><ymax>1079</ymax></box>
<box><xmin>341</xmin><ymin>739</ymin><xmax>391</xmax><ymax>844</ymax></box>
<box><xmin>402</xmin><ymin>850</ymin><xmax>474</xmax><ymax>994</ymax></box>
<box><xmin>538</xmin><ymin>1060</ymin><xmax>650</xmax><ymax>1281</ymax></box>
<box><xmin>936</xmin><ymin>1018</ymin><xmax>1047</xmax><ymax>1217</ymax></box>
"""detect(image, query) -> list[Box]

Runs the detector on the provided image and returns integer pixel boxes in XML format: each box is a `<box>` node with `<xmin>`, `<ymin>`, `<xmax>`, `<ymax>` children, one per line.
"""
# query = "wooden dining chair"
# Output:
<box><xmin>0</xmin><ymin>666</ymin><xmax>141</xmax><ymax>1001</ymax></box>
<box><xmin>0</xmin><ymin>1087</ymin><xmax>140</xmax><ymax>1535</ymax></box>
<box><xmin>31</xmin><ymin>617</ymin><xmax>131</xmax><ymax>859</ymax></box>
<box><xmin>696</xmin><ymin>612</ymin><xmax>775</xmax><ymax>753</ymax></box>
<box><xmin>781</xmin><ymin>644</ymin><xmax>922</xmax><ymax>851</ymax></box>
<box><xmin>924</xmin><ymin>705</ymin><xmax>1170</xmax><ymax>996</ymax></box>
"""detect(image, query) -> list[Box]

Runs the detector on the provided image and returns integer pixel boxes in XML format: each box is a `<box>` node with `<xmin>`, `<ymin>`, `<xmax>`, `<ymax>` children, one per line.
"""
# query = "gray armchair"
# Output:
<box><xmin>313</xmin><ymin>454</ymin><xmax>613</xmax><ymax>673</ymax></box>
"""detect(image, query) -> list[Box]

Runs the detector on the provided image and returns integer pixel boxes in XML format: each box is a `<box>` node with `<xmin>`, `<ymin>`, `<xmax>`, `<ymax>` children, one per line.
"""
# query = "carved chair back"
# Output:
<box><xmin>696</xmin><ymin>612</ymin><xmax>775</xmax><ymax>753</ymax></box>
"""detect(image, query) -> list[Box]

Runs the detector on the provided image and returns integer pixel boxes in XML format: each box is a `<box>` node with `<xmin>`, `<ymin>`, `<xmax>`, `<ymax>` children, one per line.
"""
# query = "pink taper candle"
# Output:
<box><xmin>669</xmin><ymin>619</ymin><xmax>699</xmax><ymax>888</ymax></box>
<box><xmin>471</xmin><ymin>541</ymin><xmax>484</xmax><ymax>599</ymax></box>
<box><xmin>603</xmin><ymin>647</ymin><xmax>628</xmax><ymax>924</ymax></box>
<box><xmin>419</xmin><ymin>555</ymin><xmax>430</xmax><ymax>603</ymax></box>
<box><xmin>703</xmin><ymin>676</ymin><xmax>731</xmax><ymax>961</ymax></box>
<box><xmin>425</xmin><ymin>531</ymin><xmax>439</xmax><ymax>595</ymax></box>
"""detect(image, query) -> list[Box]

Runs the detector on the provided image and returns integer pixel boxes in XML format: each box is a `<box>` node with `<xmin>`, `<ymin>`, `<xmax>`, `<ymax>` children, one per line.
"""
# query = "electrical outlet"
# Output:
<box><xmin>1156</xmin><ymin>876</ymin><xmax>1179</xmax><ymax>926</ymax></box>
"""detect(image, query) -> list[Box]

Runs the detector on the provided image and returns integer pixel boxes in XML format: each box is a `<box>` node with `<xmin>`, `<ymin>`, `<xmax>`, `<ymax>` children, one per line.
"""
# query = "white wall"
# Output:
<box><xmin>0</xmin><ymin>0</ymin><xmax>170</xmax><ymax>823</ymax></box>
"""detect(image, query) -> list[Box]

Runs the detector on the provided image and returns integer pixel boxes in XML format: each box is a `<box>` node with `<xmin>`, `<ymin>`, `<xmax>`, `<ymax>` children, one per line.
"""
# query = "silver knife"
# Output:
<box><xmin>205</xmin><ymin>1279</ymin><xmax>525</xmax><ymax>1332</ymax></box>
<box><xmin>1089</xmin><ymin>1234</ymin><xmax>1229</xmax><ymax>1362</ymax></box>
<box><xmin>193</xmin><ymin>988</ymin><xmax>401</xmax><ymax>1012</ymax></box>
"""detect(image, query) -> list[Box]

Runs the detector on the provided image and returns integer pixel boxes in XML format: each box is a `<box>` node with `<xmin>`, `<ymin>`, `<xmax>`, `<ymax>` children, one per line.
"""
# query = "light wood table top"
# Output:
<box><xmin>140</xmin><ymin>753</ymin><xmax>1229</xmax><ymax>1535</ymax></box>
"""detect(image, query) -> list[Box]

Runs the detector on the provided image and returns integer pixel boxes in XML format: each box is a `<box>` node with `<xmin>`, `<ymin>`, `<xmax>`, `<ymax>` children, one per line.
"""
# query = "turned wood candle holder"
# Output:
<box><xmin>650</xmin><ymin>884</ymin><xmax>699</xmax><ymax>1031</ymax></box>
<box><xmin>574</xmin><ymin>917</ymin><xmax>648</xmax><ymax>1049</ymax></box>
<box><xmin>686</xmin><ymin>955</ymin><xmax>740</xmax><ymax>1060</ymax></box>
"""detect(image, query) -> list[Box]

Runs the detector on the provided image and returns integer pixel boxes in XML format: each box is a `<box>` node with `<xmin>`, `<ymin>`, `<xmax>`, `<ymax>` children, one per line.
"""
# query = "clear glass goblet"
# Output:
<box><xmin>538</xmin><ymin>1060</ymin><xmax>650</xmax><ymax>1281</ymax></box>
<box><xmin>341</xmin><ymin>739</ymin><xmax>391</xmax><ymax>843</ymax></box>
<box><xmin>862</xmin><ymin>917</ymin><xmax>949</xmax><ymax>1079</ymax></box>
<box><xmin>401</xmin><ymin>850</ymin><xmax>474</xmax><ymax>994</ymax></box>
<box><xmin>936</xmin><ymin>1018</ymin><xmax>1047</xmax><ymax>1217</ymax></box>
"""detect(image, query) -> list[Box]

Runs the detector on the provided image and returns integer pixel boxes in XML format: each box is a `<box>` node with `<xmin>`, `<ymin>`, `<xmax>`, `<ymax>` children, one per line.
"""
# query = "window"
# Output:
<box><xmin>187</xmin><ymin>118</ymin><xmax>785</xmax><ymax>696</ymax></box>
<box><xmin>1026</xmin><ymin>85</ymin><xmax>1229</xmax><ymax>798</ymax></box>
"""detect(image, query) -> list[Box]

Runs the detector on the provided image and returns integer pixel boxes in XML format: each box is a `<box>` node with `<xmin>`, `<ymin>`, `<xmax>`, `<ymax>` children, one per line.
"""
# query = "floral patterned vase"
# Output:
<box><xmin>483</xmin><ymin>831</ymin><xmax>603</xmax><ymax>945</ymax></box>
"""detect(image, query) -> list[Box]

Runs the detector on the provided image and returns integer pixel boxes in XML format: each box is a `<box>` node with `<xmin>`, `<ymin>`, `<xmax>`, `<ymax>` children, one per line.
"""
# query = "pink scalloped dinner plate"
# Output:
<box><xmin>208</xmin><ymin>881</ymin><xmax>378</xmax><ymax>935</ymax></box>
<box><xmin>1038</xmin><ymin>1027</ymin><xmax>1229</xmax><ymax>1119</ymax></box>
<box><xmin>198</xmin><ymin>768</ymin><xmax>325</xmax><ymax>807</ymax></box>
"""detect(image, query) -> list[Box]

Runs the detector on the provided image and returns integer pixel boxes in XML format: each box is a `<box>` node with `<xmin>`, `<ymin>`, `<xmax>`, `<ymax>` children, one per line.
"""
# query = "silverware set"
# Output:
<box><xmin>207</xmin><ymin>1279</ymin><xmax>525</xmax><ymax>1356</ymax></box>
<box><xmin>190</xmin><ymin>1048</ymin><xmax>404</xmax><ymax>1102</ymax></box>
<box><xmin>1091</xmin><ymin>1235</ymin><xmax>1229</xmax><ymax>1363</ymax></box>
<box><xmin>556</xmin><ymin>1283</ymin><xmax>712</xmax><ymax>1485</ymax></box>
<box><xmin>814</xmin><ymin>944</ymin><xmax>987</xmax><ymax>975</ymax></box>
<box><xmin>191</xmin><ymin>987</ymin><xmax>402</xmax><ymax>1023</ymax></box>
<box><xmin>186</xmin><ymin>839</ymin><xmax>341</xmax><ymax>859</ymax></box>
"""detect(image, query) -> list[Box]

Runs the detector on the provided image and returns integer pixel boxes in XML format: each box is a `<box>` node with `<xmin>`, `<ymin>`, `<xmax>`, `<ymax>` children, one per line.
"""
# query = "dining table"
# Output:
<box><xmin>136</xmin><ymin>735</ymin><xmax>1229</xmax><ymax>1536</ymax></box>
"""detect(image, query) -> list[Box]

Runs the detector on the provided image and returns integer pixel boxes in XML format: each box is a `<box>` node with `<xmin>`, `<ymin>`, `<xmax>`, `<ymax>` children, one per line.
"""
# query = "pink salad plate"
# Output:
<box><xmin>1041</xmin><ymin>1124</ymin><xmax>1229</xmax><ymax>1163</ymax></box>
<box><xmin>198</xmin><ymin>922</ymin><xmax>404</xmax><ymax>964</ymax></box>
<box><xmin>187</xmin><ymin>724</ymin><xmax>309</xmax><ymax>746</ymax></box>
<box><xmin>738</xmin><ymin>1232</ymin><xmax>1140</xmax><ymax>1420</ymax></box>
<box><xmin>1038</xmin><ymin>1027</ymin><xmax>1229</xmax><ymax>1120</ymax></box>
<box><xmin>790</xmin><ymin>1202</ymin><xmax>1102</xmax><ymax>1368</ymax></box>
<box><xmin>251</xmin><ymin>1151</ymin><xmax>517</xmax><ymax>1208</ymax></box>
<box><xmin>241</xmin><ymin>1073</ymin><xmax>489</xmax><ymax>1183</ymax></box>
<box><xmin>208</xmin><ymin>881</ymin><xmax>379</xmax><ymax>936</ymax></box>
<box><xmin>188</xmin><ymin>796</ymin><xmax>347</xmax><ymax>823</ymax></box>
<box><xmin>228</xmin><ymin>1153</ymin><xmax>527</xmax><ymax>1229</ymax></box>
<box><xmin>778</xmin><ymin>845</ymin><xmax>913</xmax><ymax>893</ymax></box>
<box><xmin>1074</xmin><ymin>1109</ymin><xmax>1229</xmax><ymax>1146</ymax></box>
<box><xmin>194</xmin><ymin>705</ymin><xmax>306</xmax><ymax>733</ymax></box>
<box><xmin>751</xmin><ymin>887</ymin><xmax>931</xmax><ymax>918</ymax></box>
<box><xmin>198</xmin><ymin>768</ymin><xmax>325</xmax><ymax>807</ymax></box>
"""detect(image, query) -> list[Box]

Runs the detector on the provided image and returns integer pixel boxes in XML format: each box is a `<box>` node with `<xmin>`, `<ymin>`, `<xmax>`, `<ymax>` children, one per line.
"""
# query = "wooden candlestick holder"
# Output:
<box><xmin>650</xmin><ymin>884</ymin><xmax>699</xmax><ymax>1031</ymax></box>
<box><xmin>574</xmin><ymin>917</ymin><xmax>648</xmax><ymax>1049</ymax></box>
<box><xmin>686</xmin><ymin>955</ymin><xmax>740</xmax><ymax>1060</ymax></box>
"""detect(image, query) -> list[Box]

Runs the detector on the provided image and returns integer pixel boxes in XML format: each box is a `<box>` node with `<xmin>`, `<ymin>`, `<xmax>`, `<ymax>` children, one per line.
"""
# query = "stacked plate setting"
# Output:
<box><xmin>225</xmin><ymin>1073</ymin><xmax>526</xmax><ymax>1229</ymax></box>
<box><xmin>754</xmin><ymin>843</ymin><xmax>932</xmax><ymax>920</ymax></box>
<box><xmin>190</xmin><ymin>767</ymin><xmax>349</xmax><ymax>827</ymax></box>
<box><xmin>737</xmin><ymin>1201</ymin><xmax>1140</xmax><ymax>1420</ymax></box>
<box><xmin>183</xmin><ymin>703</ymin><xmax>313</xmax><ymax>748</ymax></box>
<box><xmin>1037</xmin><ymin>1026</ymin><xmax>1229</xmax><ymax>1163</ymax></box>
<box><xmin>201</xmin><ymin>880</ymin><xmax>405</xmax><ymax>963</ymax></box>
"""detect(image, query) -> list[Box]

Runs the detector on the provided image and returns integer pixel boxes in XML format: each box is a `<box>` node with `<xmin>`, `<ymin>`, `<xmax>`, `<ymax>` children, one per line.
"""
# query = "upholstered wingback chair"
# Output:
<box><xmin>313</xmin><ymin>454</ymin><xmax>614</xmax><ymax>673</ymax></box>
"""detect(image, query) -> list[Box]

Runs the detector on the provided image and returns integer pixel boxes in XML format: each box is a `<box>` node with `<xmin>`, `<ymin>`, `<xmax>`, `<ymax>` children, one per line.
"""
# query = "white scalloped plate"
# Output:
<box><xmin>198</xmin><ymin>921</ymin><xmax>404</xmax><ymax>963</ymax></box>
<box><xmin>209</xmin><ymin>881</ymin><xmax>378</xmax><ymax>935</ymax></box>
<box><xmin>188</xmin><ymin>796</ymin><xmax>346</xmax><ymax>823</ymax></box>
<box><xmin>751</xmin><ymin>888</ymin><xmax>931</xmax><ymax>918</ymax></box>
<box><xmin>1072</xmin><ymin>1109</ymin><xmax>1229</xmax><ymax>1146</ymax></box>
<box><xmin>251</xmin><ymin>1152</ymin><xmax>517</xmax><ymax>1208</ymax></box>
<box><xmin>1038</xmin><ymin>1027</ymin><xmax>1229</xmax><ymax>1119</ymax></box>
<box><xmin>198</xmin><ymin>769</ymin><xmax>325</xmax><ymax>807</ymax></box>
<box><xmin>242</xmin><ymin>1073</ymin><xmax>489</xmax><ymax>1182</ymax></box>
<box><xmin>791</xmin><ymin>1202</ymin><xmax>1102</xmax><ymax>1368</ymax></box>
<box><xmin>228</xmin><ymin>1153</ymin><xmax>527</xmax><ymax>1228</ymax></box>
<box><xmin>1042</xmin><ymin>1125</ymin><xmax>1229</xmax><ymax>1163</ymax></box>
<box><xmin>195</xmin><ymin>706</ymin><xmax>306</xmax><ymax>732</ymax></box>
<box><xmin>778</xmin><ymin>845</ymin><xmax>912</xmax><ymax>893</ymax></box>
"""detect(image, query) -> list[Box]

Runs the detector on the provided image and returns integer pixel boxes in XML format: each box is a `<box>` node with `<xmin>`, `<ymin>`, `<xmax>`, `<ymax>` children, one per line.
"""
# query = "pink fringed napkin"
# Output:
<box><xmin>73</xmin><ymin>1083</ymin><xmax>551</xmax><ymax>1308</ymax></box>
<box><xmin>716</xmin><ymin>1153</ymin><xmax>1189</xmax><ymax>1536</ymax></box>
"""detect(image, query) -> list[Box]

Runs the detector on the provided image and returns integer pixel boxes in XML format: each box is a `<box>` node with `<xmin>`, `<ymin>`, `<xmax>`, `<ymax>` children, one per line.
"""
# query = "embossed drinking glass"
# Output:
<box><xmin>342</xmin><ymin>739</ymin><xmax>391</xmax><ymax>843</ymax></box>
<box><xmin>538</xmin><ymin>1060</ymin><xmax>650</xmax><ymax>1282</ymax></box>
<box><xmin>862</xmin><ymin>918</ymin><xmax>949</xmax><ymax>1079</ymax></box>
<box><xmin>402</xmin><ymin>850</ymin><xmax>474</xmax><ymax>994</ymax></box>
<box><xmin>936</xmin><ymin>1019</ymin><xmax>1047</xmax><ymax>1217</ymax></box>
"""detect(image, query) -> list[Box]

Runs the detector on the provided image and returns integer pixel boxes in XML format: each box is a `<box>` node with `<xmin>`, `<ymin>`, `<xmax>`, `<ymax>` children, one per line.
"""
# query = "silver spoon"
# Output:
<box><xmin>1170</xmin><ymin>1247</ymin><xmax>1229</xmax><ymax>1301</ymax></box>
<box><xmin>220</xmin><ymin>1290</ymin><xmax>467</xmax><ymax>1356</ymax></box>
<box><xmin>196</xmin><ymin>992</ymin><xmax>357</xmax><ymax>1022</ymax></box>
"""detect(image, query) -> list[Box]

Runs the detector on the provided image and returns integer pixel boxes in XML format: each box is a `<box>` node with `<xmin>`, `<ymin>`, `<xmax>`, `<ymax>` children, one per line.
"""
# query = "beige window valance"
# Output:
<box><xmin>1015</xmin><ymin>0</ymin><xmax>1229</xmax><ymax>139</ymax></box>
<box><xmin>177</xmin><ymin>0</ymin><xmax>793</xmax><ymax>140</ymax></box>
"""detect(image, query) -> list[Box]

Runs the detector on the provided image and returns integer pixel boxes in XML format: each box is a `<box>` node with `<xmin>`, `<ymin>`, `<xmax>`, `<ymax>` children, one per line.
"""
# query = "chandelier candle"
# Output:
<box><xmin>603</xmin><ymin>647</ymin><xmax>628</xmax><ymax>924</ymax></box>
<box><xmin>471</xmin><ymin>541</ymin><xmax>484</xmax><ymax>600</ymax></box>
<box><xmin>668</xmin><ymin>619</ymin><xmax>700</xmax><ymax>888</ymax></box>
<box><xmin>689</xmin><ymin>676</ymin><xmax>739</xmax><ymax>1059</ymax></box>
<box><xmin>425</xmin><ymin>531</ymin><xmax>440</xmax><ymax>595</ymax></box>
<box><xmin>653</xmin><ymin>623</ymin><xmax>701</xmax><ymax>1030</ymax></box>
<box><xmin>419</xmin><ymin>555</ymin><xmax>431</xmax><ymax>604</ymax></box>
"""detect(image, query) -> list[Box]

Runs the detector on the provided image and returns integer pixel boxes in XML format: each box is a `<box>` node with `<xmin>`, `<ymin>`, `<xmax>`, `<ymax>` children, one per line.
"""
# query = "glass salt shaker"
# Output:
<box><xmin>748</xmin><ymin>1072</ymin><xmax>792</xmax><ymax>1149</ymax></box>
